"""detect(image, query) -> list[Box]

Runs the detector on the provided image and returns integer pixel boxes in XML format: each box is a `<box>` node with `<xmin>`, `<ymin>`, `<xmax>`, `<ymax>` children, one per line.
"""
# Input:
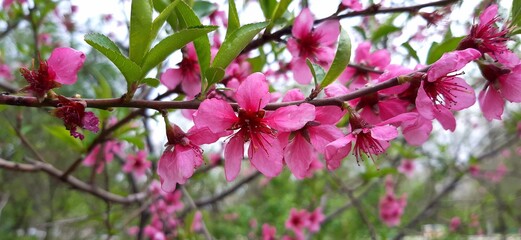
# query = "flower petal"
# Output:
<box><xmin>235</xmin><ymin>73</ymin><xmax>270</xmax><ymax>111</ymax></box>
<box><xmin>160</xmin><ymin>68</ymin><xmax>183</xmax><ymax>90</ymax></box>
<box><xmin>284</xmin><ymin>133</ymin><xmax>314</xmax><ymax>179</ymax></box>
<box><xmin>291</xmin><ymin>58</ymin><xmax>313</xmax><ymax>84</ymax></box>
<box><xmin>325</xmin><ymin>135</ymin><xmax>354</xmax><ymax>170</ymax></box>
<box><xmin>47</xmin><ymin>47</ymin><xmax>86</xmax><ymax>85</ymax></box>
<box><xmin>415</xmin><ymin>81</ymin><xmax>435</xmax><ymax>119</ymax></box>
<box><xmin>194</xmin><ymin>99</ymin><xmax>238</xmax><ymax>133</ymax></box>
<box><xmin>478</xmin><ymin>86</ymin><xmax>504</xmax><ymax>121</ymax></box>
<box><xmin>248</xmin><ymin>134</ymin><xmax>283</xmax><ymax>178</ymax></box>
<box><xmin>499</xmin><ymin>65</ymin><xmax>521</xmax><ymax>102</ymax></box>
<box><xmin>224</xmin><ymin>134</ymin><xmax>244</xmax><ymax>181</ymax></box>
<box><xmin>428</xmin><ymin>49</ymin><xmax>481</xmax><ymax>81</ymax></box>
<box><xmin>370</xmin><ymin>125</ymin><xmax>397</xmax><ymax>141</ymax></box>
<box><xmin>265</xmin><ymin>103</ymin><xmax>315</xmax><ymax>132</ymax></box>
<box><xmin>308</xmin><ymin>125</ymin><xmax>344</xmax><ymax>153</ymax></box>
<box><xmin>314</xmin><ymin>20</ymin><xmax>340</xmax><ymax>45</ymax></box>
<box><xmin>292</xmin><ymin>8</ymin><xmax>313</xmax><ymax>39</ymax></box>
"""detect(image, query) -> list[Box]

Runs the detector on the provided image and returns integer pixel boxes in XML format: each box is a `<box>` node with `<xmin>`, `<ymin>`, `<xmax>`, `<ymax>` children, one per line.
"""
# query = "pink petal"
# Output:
<box><xmin>478</xmin><ymin>87</ymin><xmax>504</xmax><ymax>121</ymax></box>
<box><xmin>292</xmin><ymin>8</ymin><xmax>313</xmax><ymax>39</ymax></box>
<box><xmin>324</xmin><ymin>83</ymin><xmax>349</xmax><ymax>97</ymax></box>
<box><xmin>434</xmin><ymin>107</ymin><xmax>456</xmax><ymax>131</ymax></box>
<box><xmin>157</xmin><ymin>146</ymin><xmax>200</xmax><ymax>192</ymax></box>
<box><xmin>224</xmin><ymin>134</ymin><xmax>244</xmax><ymax>181</ymax></box>
<box><xmin>194</xmin><ymin>99</ymin><xmax>238</xmax><ymax>133</ymax></box>
<box><xmin>499</xmin><ymin>65</ymin><xmax>521</xmax><ymax>102</ymax></box>
<box><xmin>308</xmin><ymin>125</ymin><xmax>344</xmax><ymax>153</ymax></box>
<box><xmin>283</xmin><ymin>89</ymin><xmax>305</xmax><ymax>102</ymax></box>
<box><xmin>160</xmin><ymin>68</ymin><xmax>183</xmax><ymax>90</ymax></box>
<box><xmin>369</xmin><ymin>49</ymin><xmax>391</xmax><ymax>69</ymax></box>
<box><xmin>338</xmin><ymin>67</ymin><xmax>357</xmax><ymax>84</ymax></box>
<box><xmin>402</xmin><ymin>115</ymin><xmax>432</xmax><ymax>146</ymax></box>
<box><xmin>286</xmin><ymin>38</ymin><xmax>301</xmax><ymax>58</ymax></box>
<box><xmin>265</xmin><ymin>103</ymin><xmax>315</xmax><ymax>132</ymax></box>
<box><xmin>445</xmin><ymin>77</ymin><xmax>476</xmax><ymax>110</ymax></box>
<box><xmin>314</xmin><ymin>106</ymin><xmax>345</xmax><ymax>124</ymax></box>
<box><xmin>314</xmin><ymin>46</ymin><xmax>336</xmax><ymax>63</ymax></box>
<box><xmin>314</xmin><ymin>20</ymin><xmax>340</xmax><ymax>45</ymax></box>
<box><xmin>378</xmin><ymin>99</ymin><xmax>408</xmax><ymax>120</ymax></box>
<box><xmin>415</xmin><ymin>82</ymin><xmax>435</xmax><ymax>119</ymax></box>
<box><xmin>370</xmin><ymin>125</ymin><xmax>398</xmax><ymax>141</ymax></box>
<box><xmin>479</xmin><ymin>4</ymin><xmax>498</xmax><ymax>24</ymax></box>
<box><xmin>325</xmin><ymin>135</ymin><xmax>354</xmax><ymax>170</ymax></box>
<box><xmin>428</xmin><ymin>49</ymin><xmax>481</xmax><ymax>81</ymax></box>
<box><xmin>248</xmin><ymin>134</ymin><xmax>283</xmax><ymax>178</ymax></box>
<box><xmin>235</xmin><ymin>73</ymin><xmax>270</xmax><ymax>111</ymax></box>
<box><xmin>284</xmin><ymin>134</ymin><xmax>314</xmax><ymax>179</ymax></box>
<box><xmin>82</xmin><ymin>111</ymin><xmax>99</xmax><ymax>133</ymax></box>
<box><xmin>180</xmin><ymin>74</ymin><xmax>201</xmax><ymax>97</ymax></box>
<box><xmin>187</xmin><ymin>126</ymin><xmax>225</xmax><ymax>145</ymax></box>
<box><xmin>47</xmin><ymin>47</ymin><xmax>86</xmax><ymax>85</ymax></box>
<box><xmin>292</xmin><ymin>58</ymin><xmax>313</xmax><ymax>84</ymax></box>
<box><xmin>354</xmin><ymin>42</ymin><xmax>371</xmax><ymax>63</ymax></box>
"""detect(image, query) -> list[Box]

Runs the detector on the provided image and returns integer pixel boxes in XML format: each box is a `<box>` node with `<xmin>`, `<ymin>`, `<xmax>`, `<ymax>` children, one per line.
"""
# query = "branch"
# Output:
<box><xmin>0</xmin><ymin>157</ymin><xmax>147</xmax><ymax>204</ymax></box>
<box><xmin>242</xmin><ymin>0</ymin><xmax>460</xmax><ymax>53</ymax></box>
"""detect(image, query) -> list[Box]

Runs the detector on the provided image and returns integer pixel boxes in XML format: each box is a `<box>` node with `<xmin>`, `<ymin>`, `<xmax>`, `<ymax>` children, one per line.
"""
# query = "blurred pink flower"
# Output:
<box><xmin>339</xmin><ymin>41</ymin><xmax>390</xmax><ymax>87</ymax></box>
<box><xmin>379</xmin><ymin>178</ymin><xmax>407</xmax><ymax>227</ymax></box>
<box><xmin>160</xmin><ymin>44</ymin><xmax>201</xmax><ymax>97</ymax></box>
<box><xmin>0</xmin><ymin>64</ymin><xmax>14</xmax><ymax>81</ymax></box>
<box><xmin>122</xmin><ymin>150</ymin><xmax>151</xmax><ymax>177</ymax></box>
<box><xmin>285</xmin><ymin>208</ymin><xmax>310</xmax><ymax>235</ymax></box>
<box><xmin>191</xmin><ymin>211</ymin><xmax>203</xmax><ymax>232</ymax></box>
<box><xmin>450</xmin><ymin>217</ymin><xmax>461</xmax><ymax>232</ymax></box>
<box><xmin>341</xmin><ymin>0</ymin><xmax>362</xmax><ymax>10</ymax></box>
<box><xmin>398</xmin><ymin>159</ymin><xmax>415</xmax><ymax>178</ymax></box>
<box><xmin>262</xmin><ymin>223</ymin><xmax>277</xmax><ymax>240</ymax></box>
<box><xmin>307</xmin><ymin>207</ymin><xmax>325</xmax><ymax>233</ymax></box>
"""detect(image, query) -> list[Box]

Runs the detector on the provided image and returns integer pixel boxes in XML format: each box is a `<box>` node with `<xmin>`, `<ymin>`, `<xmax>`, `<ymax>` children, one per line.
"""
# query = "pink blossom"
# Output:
<box><xmin>415</xmin><ymin>49</ymin><xmax>481</xmax><ymax>131</ymax></box>
<box><xmin>52</xmin><ymin>96</ymin><xmax>99</xmax><ymax>140</ymax></box>
<box><xmin>379</xmin><ymin>178</ymin><xmax>407</xmax><ymax>227</ymax></box>
<box><xmin>288</xmin><ymin>8</ymin><xmax>340</xmax><ymax>84</ymax></box>
<box><xmin>478</xmin><ymin>51</ymin><xmax>521</xmax><ymax>120</ymax></box>
<box><xmin>191</xmin><ymin>211</ymin><xmax>203</xmax><ymax>232</ymax></box>
<box><xmin>157</xmin><ymin>124</ymin><xmax>222</xmax><ymax>192</ymax></box>
<box><xmin>469</xmin><ymin>164</ymin><xmax>480</xmax><ymax>177</ymax></box>
<box><xmin>0</xmin><ymin>64</ymin><xmax>14</xmax><ymax>81</ymax></box>
<box><xmin>194</xmin><ymin>73</ymin><xmax>314</xmax><ymax>181</ymax></box>
<box><xmin>339</xmin><ymin>41</ymin><xmax>390</xmax><ymax>87</ymax></box>
<box><xmin>262</xmin><ymin>223</ymin><xmax>277</xmax><ymax>240</ymax></box>
<box><xmin>20</xmin><ymin>47</ymin><xmax>85</xmax><ymax>100</ymax></box>
<box><xmin>122</xmin><ymin>150</ymin><xmax>151</xmax><ymax>177</ymax></box>
<box><xmin>307</xmin><ymin>208</ymin><xmax>325</xmax><ymax>233</ymax></box>
<box><xmin>285</xmin><ymin>208</ymin><xmax>310</xmax><ymax>234</ymax></box>
<box><xmin>458</xmin><ymin>4</ymin><xmax>509</xmax><ymax>56</ymax></box>
<box><xmin>450</xmin><ymin>217</ymin><xmax>461</xmax><ymax>232</ymax></box>
<box><xmin>2</xmin><ymin>0</ymin><xmax>25</xmax><ymax>9</ymax></box>
<box><xmin>341</xmin><ymin>0</ymin><xmax>362</xmax><ymax>11</ymax></box>
<box><xmin>160</xmin><ymin>44</ymin><xmax>201</xmax><ymax>97</ymax></box>
<box><xmin>83</xmin><ymin>140</ymin><xmax>121</xmax><ymax>173</ymax></box>
<box><xmin>398</xmin><ymin>159</ymin><xmax>415</xmax><ymax>178</ymax></box>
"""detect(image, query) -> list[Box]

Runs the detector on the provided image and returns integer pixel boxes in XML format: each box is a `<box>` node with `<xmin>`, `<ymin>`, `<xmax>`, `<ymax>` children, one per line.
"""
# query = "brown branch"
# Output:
<box><xmin>242</xmin><ymin>0</ymin><xmax>460</xmax><ymax>53</ymax></box>
<box><xmin>0</xmin><ymin>157</ymin><xmax>147</xmax><ymax>204</ymax></box>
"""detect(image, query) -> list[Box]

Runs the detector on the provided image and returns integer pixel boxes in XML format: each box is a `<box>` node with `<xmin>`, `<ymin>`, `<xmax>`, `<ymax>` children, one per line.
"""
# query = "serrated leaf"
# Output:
<box><xmin>226</xmin><ymin>0</ymin><xmax>240</xmax><ymax>38</ymax></box>
<box><xmin>211</xmin><ymin>22</ymin><xmax>269</xmax><ymax>70</ymax></box>
<box><xmin>402</xmin><ymin>42</ymin><xmax>419</xmax><ymax>62</ymax></box>
<box><xmin>85</xmin><ymin>33</ymin><xmax>142</xmax><ymax>83</ymax></box>
<box><xmin>205</xmin><ymin>67</ymin><xmax>225</xmax><ymax>86</ymax></box>
<box><xmin>371</xmin><ymin>24</ymin><xmax>400</xmax><ymax>43</ymax></box>
<box><xmin>265</xmin><ymin>0</ymin><xmax>292</xmax><ymax>33</ymax></box>
<box><xmin>130</xmin><ymin>0</ymin><xmax>154</xmax><ymax>64</ymax></box>
<box><xmin>193</xmin><ymin>1</ymin><xmax>217</xmax><ymax>18</ymax></box>
<box><xmin>426</xmin><ymin>36</ymin><xmax>464</xmax><ymax>64</ymax></box>
<box><xmin>44</xmin><ymin>125</ymin><xmax>84</xmax><ymax>152</ymax></box>
<box><xmin>141</xmin><ymin>26</ymin><xmax>218</xmax><ymax>76</ymax></box>
<box><xmin>151</xmin><ymin>0</ymin><xmax>180</xmax><ymax>41</ymax></box>
<box><xmin>320</xmin><ymin>28</ymin><xmax>351</xmax><ymax>88</ymax></box>
<box><xmin>142</xmin><ymin>77</ymin><xmax>160</xmax><ymax>87</ymax></box>
<box><xmin>306</xmin><ymin>59</ymin><xmax>326</xmax><ymax>86</ymax></box>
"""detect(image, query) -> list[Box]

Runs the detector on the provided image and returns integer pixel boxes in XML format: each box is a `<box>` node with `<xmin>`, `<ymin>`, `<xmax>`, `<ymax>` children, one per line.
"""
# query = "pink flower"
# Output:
<box><xmin>307</xmin><ymin>208</ymin><xmax>325</xmax><ymax>233</ymax></box>
<box><xmin>191</xmin><ymin>211</ymin><xmax>203</xmax><ymax>232</ymax></box>
<box><xmin>122</xmin><ymin>150</ymin><xmax>151</xmax><ymax>177</ymax></box>
<box><xmin>341</xmin><ymin>0</ymin><xmax>362</xmax><ymax>11</ymax></box>
<box><xmin>194</xmin><ymin>73</ymin><xmax>315</xmax><ymax>181</ymax></box>
<box><xmin>279</xmin><ymin>89</ymin><xmax>343</xmax><ymax>179</ymax></box>
<box><xmin>450</xmin><ymin>217</ymin><xmax>461</xmax><ymax>232</ymax></box>
<box><xmin>398</xmin><ymin>159</ymin><xmax>415</xmax><ymax>178</ymax></box>
<box><xmin>262</xmin><ymin>224</ymin><xmax>277</xmax><ymax>240</ymax></box>
<box><xmin>416</xmin><ymin>49</ymin><xmax>481</xmax><ymax>131</ymax></box>
<box><xmin>160</xmin><ymin>44</ymin><xmax>201</xmax><ymax>97</ymax></box>
<box><xmin>288</xmin><ymin>8</ymin><xmax>340</xmax><ymax>84</ymax></box>
<box><xmin>458</xmin><ymin>4</ymin><xmax>509</xmax><ymax>56</ymax></box>
<box><xmin>20</xmin><ymin>47</ymin><xmax>85</xmax><ymax>100</ymax></box>
<box><xmin>52</xmin><ymin>96</ymin><xmax>99</xmax><ymax>140</ymax></box>
<box><xmin>0</xmin><ymin>64</ymin><xmax>14</xmax><ymax>81</ymax></box>
<box><xmin>83</xmin><ymin>140</ymin><xmax>121</xmax><ymax>173</ymax></box>
<box><xmin>157</xmin><ymin>124</ymin><xmax>222</xmax><ymax>192</ymax></box>
<box><xmin>339</xmin><ymin>41</ymin><xmax>390</xmax><ymax>87</ymax></box>
<box><xmin>478</xmin><ymin>51</ymin><xmax>521</xmax><ymax>120</ymax></box>
<box><xmin>285</xmin><ymin>208</ymin><xmax>310</xmax><ymax>234</ymax></box>
<box><xmin>379</xmin><ymin>177</ymin><xmax>407</xmax><ymax>227</ymax></box>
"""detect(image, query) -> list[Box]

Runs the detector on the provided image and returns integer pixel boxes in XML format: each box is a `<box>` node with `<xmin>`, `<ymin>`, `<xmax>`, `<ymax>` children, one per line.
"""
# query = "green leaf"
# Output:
<box><xmin>152</xmin><ymin>0</ymin><xmax>179</xmax><ymax>30</ymax></box>
<box><xmin>44</xmin><ymin>125</ymin><xmax>84</xmax><ymax>152</ymax></box>
<box><xmin>211</xmin><ymin>22</ymin><xmax>269</xmax><ymax>70</ymax></box>
<box><xmin>90</xmin><ymin>67</ymin><xmax>113</xmax><ymax>98</ymax></box>
<box><xmin>247</xmin><ymin>49</ymin><xmax>267</xmax><ymax>73</ymax></box>
<box><xmin>306</xmin><ymin>59</ymin><xmax>326</xmax><ymax>86</ymax></box>
<box><xmin>141</xmin><ymin>26</ymin><xmax>218</xmax><ymax>76</ymax></box>
<box><xmin>265</xmin><ymin>0</ymin><xmax>292</xmax><ymax>33</ymax></box>
<box><xmin>141</xmin><ymin>77</ymin><xmax>160</xmax><ymax>87</ymax></box>
<box><xmin>85</xmin><ymin>33</ymin><xmax>142</xmax><ymax>83</ymax></box>
<box><xmin>226</xmin><ymin>0</ymin><xmax>240</xmax><ymax>38</ymax></box>
<box><xmin>205</xmin><ymin>67</ymin><xmax>225</xmax><ymax>86</ymax></box>
<box><xmin>259</xmin><ymin>0</ymin><xmax>277</xmax><ymax>19</ymax></box>
<box><xmin>175</xmin><ymin>1</ymin><xmax>212</xmax><ymax>80</ymax></box>
<box><xmin>511</xmin><ymin>0</ymin><xmax>521</xmax><ymax>28</ymax></box>
<box><xmin>192</xmin><ymin>1</ymin><xmax>217</xmax><ymax>18</ymax></box>
<box><xmin>320</xmin><ymin>28</ymin><xmax>351</xmax><ymax>88</ymax></box>
<box><xmin>151</xmin><ymin>0</ymin><xmax>180</xmax><ymax>41</ymax></box>
<box><xmin>370</xmin><ymin>24</ymin><xmax>400</xmax><ymax>43</ymax></box>
<box><xmin>426</xmin><ymin>36</ymin><xmax>464</xmax><ymax>64</ymax></box>
<box><xmin>401</xmin><ymin>42</ymin><xmax>419</xmax><ymax>62</ymax></box>
<box><xmin>130</xmin><ymin>0</ymin><xmax>154</xmax><ymax>64</ymax></box>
